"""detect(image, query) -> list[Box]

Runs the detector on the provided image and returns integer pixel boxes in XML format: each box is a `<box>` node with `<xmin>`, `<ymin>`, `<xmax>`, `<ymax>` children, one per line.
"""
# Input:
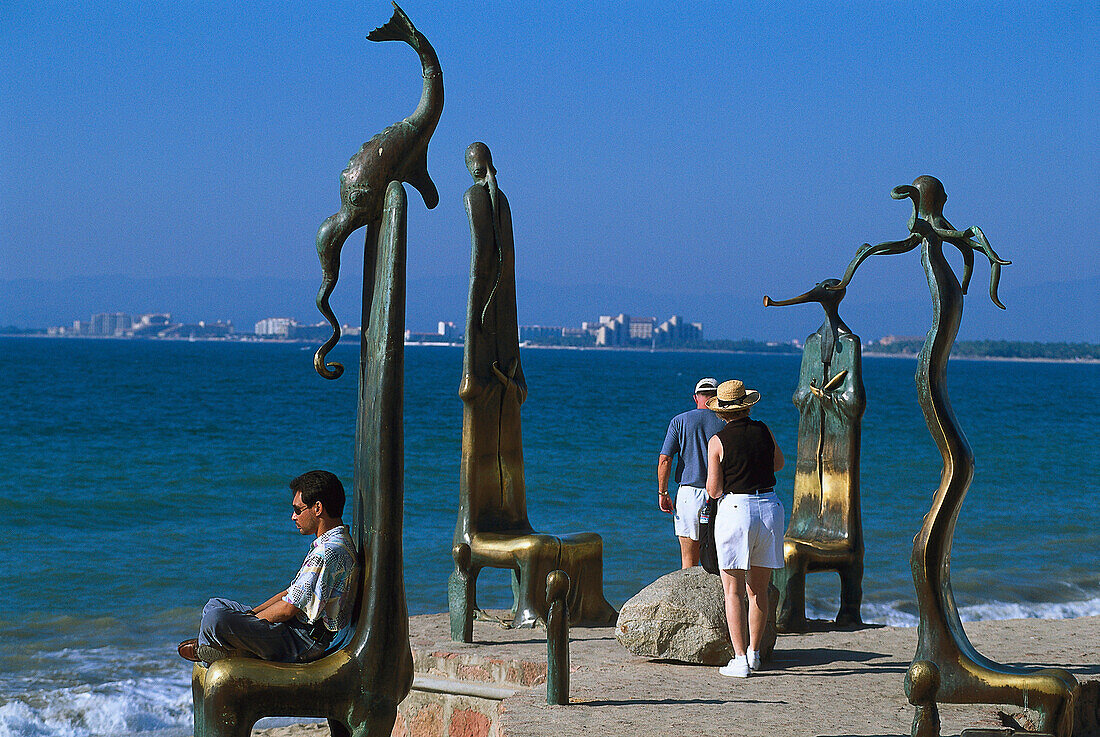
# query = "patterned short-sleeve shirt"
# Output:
<box><xmin>283</xmin><ymin>525</ymin><xmax>358</xmax><ymax>632</ymax></box>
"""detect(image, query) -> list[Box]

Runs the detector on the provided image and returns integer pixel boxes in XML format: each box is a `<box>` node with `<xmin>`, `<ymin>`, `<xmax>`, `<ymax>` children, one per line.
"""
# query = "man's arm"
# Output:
<box><xmin>657</xmin><ymin>454</ymin><xmax>674</xmax><ymax>513</ymax></box>
<box><xmin>254</xmin><ymin>594</ymin><xmax>303</xmax><ymax>620</ymax></box>
<box><xmin>256</xmin><ymin>597</ymin><xmax>303</xmax><ymax>623</ymax></box>
<box><xmin>253</xmin><ymin>591</ymin><xmax>286</xmax><ymax>614</ymax></box>
<box><xmin>252</xmin><ymin>590</ymin><xmax>303</xmax><ymax>622</ymax></box>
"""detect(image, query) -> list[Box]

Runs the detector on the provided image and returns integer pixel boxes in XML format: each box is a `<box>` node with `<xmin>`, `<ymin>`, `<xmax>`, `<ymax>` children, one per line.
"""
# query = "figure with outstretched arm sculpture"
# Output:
<box><xmin>312</xmin><ymin>1</ymin><xmax>443</xmax><ymax>381</ymax></box>
<box><xmin>764</xmin><ymin>279</ymin><xmax>865</xmax><ymax>632</ymax></box>
<box><xmin>829</xmin><ymin>176</ymin><xmax>1077</xmax><ymax>737</ymax></box>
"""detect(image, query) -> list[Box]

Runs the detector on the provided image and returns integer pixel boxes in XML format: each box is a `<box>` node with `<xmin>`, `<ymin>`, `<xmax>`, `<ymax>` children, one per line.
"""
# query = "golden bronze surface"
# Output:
<box><xmin>449</xmin><ymin>143</ymin><xmax>616</xmax><ymax>634</ymax></box>
<box><xmin>765</xmin><ymin>280</ymin><xmax>865</xmax><ymax>632</ymax></box>
<box><xmin>833</xmin><ymin>177</ymin><xmax>1077</xmax><ymax>737</ymax></box>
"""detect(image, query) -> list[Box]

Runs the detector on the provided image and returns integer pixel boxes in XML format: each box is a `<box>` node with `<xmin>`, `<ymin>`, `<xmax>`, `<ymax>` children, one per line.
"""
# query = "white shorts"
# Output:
<box><xmin>673</xmin><ymin>485</ymin><xmax>709</xmax><ymax>540</ymax></box>
<box><xmin>714</xmin><ymin>491</ymin><xmax>785</xmax><ymax>570</ymax></box>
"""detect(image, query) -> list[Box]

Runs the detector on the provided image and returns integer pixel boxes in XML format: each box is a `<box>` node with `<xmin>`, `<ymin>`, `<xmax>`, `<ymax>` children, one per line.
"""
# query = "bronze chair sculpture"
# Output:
<box><xmin>764</xmin><ymin>280</ymin><xmax>865</xmax><ymax>632</ymax></box>
<box><xmin>449</xmin><ymin>142</ymin><xmax>617</xmax><ymax>635</ymax></box>
<box><xmin>831</xmin><ymin>176</ymin><xmax>1077</xmax><ymax>737</ymax></box>
<box><xmin>191</xmin><ymin>5</ymin><xmax>442</xmax><ymax>735</ymax></box>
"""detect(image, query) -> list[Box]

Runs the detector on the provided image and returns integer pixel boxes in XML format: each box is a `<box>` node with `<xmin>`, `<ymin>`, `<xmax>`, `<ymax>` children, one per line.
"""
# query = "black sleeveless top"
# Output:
<box><xmin>716</xmin><ymin>417</ymin><xmax>777</xmax><ymax>494</ymax></box>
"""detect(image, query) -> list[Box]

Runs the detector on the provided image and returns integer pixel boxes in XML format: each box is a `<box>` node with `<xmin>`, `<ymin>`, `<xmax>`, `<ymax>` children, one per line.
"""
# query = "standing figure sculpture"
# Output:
<box><xmin>190</xmin><ymin>5</ymin><xmax>442</xmax><ymax>736</ymax></box>
<box><xmin>450</xmin><ymin>143</ymin><xmax>616</xmax><ymax>635</ymax></box>
<box><xmin>831</xmin><ymin>176</ymin><xmax>1077</xmax><ymax>737</ymax></box>
<box><xmin>764</xmin><ymin>280</ymin><xmax>865</xmax><ymax>632</ymax></box>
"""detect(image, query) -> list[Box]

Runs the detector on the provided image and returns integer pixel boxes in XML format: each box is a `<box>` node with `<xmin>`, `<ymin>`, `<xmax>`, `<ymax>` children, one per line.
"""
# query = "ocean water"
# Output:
<box><xmin>1</xmin><ymin>337</ymin><xmax>1097</xmax><ymax>736</ymax></box>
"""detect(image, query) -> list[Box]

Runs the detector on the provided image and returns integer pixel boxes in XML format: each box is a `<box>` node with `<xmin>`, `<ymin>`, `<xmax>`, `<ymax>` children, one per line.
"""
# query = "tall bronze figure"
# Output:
<box><xmin>450</xmin><ymin>143</ymin><xmax>616</xmax><ymax>634</ymax></box>
<box><xmin>831</xmin><ymin>176</ymin><xmax>1077</xmax><ymax>737</ymax></box>
<box><xmin>764</xmin><ymin>280</ymin><xmax>865</xmax><ymax>632</ymax></box>
<box><xmin>191</xmin><ymin>5</ymin><xmax>442</xmax><ymax>736</ymax></box>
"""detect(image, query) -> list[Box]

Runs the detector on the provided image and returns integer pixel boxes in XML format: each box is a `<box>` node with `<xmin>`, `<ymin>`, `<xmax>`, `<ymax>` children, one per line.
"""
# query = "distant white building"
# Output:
<box><xmin>592</xmin><ymin>314</ymin><xmax>656</xmax><ymax>346</ymax></box>
<box><xmin>254</xmin><ymin>317</ymin><xmax>297</xmax><ymax>337</ymax></box>
<box><xmin>437</xmin><ymin>321</ymin><xmax>460</xmax><ymax>341</ymax></box>
<box><xmin>654</xmin><ymin>315</ymin><xmax>703</xmax><ymax>345</ymax></box>
<box><xmin>90</xmin><ymin>312</ymin><xmax>132</xmax><ymax>337</ymax></box>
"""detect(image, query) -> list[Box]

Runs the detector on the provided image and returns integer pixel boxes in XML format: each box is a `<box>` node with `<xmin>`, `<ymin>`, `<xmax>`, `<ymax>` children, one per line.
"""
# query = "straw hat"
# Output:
<box><xmin>706</xmin><ymin>379</ymin><xmax>761</xmax><ymax>412</ymax></box>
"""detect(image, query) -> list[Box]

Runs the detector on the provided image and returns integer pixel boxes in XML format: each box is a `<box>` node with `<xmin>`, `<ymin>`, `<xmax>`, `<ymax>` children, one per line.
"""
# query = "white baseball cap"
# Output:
<box><xmin>694</xmin><ymin>377</ymin><xmax>719</xmax><ymax>393</ymax></box>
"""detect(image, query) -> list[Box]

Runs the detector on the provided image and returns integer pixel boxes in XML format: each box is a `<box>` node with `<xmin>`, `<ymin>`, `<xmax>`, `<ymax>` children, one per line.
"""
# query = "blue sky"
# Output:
<box><xmin>2</xmin><ymin>1</ymin><xmax>1097</xmax><ymax>340</ymax></box>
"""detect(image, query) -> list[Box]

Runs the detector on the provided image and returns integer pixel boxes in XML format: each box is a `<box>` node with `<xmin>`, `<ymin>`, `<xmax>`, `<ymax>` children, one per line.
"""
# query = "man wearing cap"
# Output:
<box><xmin>658</xmin><ymin>377</ymin><xmax>727</xmax><ymax>568</ymax></box>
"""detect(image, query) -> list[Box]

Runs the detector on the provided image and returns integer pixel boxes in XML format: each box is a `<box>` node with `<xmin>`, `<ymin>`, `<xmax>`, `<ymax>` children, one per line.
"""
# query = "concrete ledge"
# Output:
<box><xmin>412</xmin><ymin>675</ymin><xmax>518</xmax><ymax>701</ymax></box>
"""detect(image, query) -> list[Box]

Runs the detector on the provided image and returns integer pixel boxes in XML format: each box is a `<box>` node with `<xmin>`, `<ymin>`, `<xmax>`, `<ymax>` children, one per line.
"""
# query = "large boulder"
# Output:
<box><xmin>614</xmin><ymin>568</ymin><xmax>777</xmax><ymax>665</ymax></box>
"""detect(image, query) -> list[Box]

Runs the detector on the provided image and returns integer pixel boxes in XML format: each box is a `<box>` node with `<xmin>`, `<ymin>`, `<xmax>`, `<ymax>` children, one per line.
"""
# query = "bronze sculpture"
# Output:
<box><xmin>191</xmin><ymin>5</ymin><xmax>441</xmax><ymax>736</ymax></box>
<box><xmin>450</xmin><ymin>142</ymin><xmax>617</xmax><ymax>633</ymax></box>
<box><xmin>313</xmin><ymin>1</ymin><xmax>443</xmax><ymax>380</ymax></box>
<box><xmin>831</xmin><ymin>176</ymin><xmax>1077</xmax><ymax>737</ymax></box>
<box><xmin>764</xmin><ymin>280</ymin><xmax>865</xmax><ymax>632</ymax></box>
<box><xmin>545</xmin><ymin>570</ymin><xmax>571</xmax><ymax>706</ymax></box>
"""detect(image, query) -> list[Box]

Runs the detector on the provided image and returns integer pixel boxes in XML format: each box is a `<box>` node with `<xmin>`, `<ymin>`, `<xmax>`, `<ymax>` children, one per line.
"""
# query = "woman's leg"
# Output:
<box><xmin>746</xmin><ymin>566</ymin><xmax>773</xmax><ymax>651</ymax></box>
<box><xmin>720</xmin><ymin>569</ymin><xmax>747</xmax><ymax>656</ymax></box>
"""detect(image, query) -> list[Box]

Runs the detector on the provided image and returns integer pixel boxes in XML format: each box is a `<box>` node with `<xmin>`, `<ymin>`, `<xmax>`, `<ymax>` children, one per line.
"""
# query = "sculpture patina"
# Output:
<box><xmin>190</xmin><ymin>5</ymin><xmax>441</xmax><ymax>736</ymax></box>
<box><xmin>313</xmin><ymin>1</ymin><xmax>443</xmax><ymax>381</ymax></box>
<box><xmin>545</xmin><ymin>570</ymin><xmax>571</xmax><ymax>706</ymax></box>
<box><xmin>831</xmin><ymin>176</ymin><xmax>1078</xmax><ymax>737</ymax></box>
<box><xmin>450</xmin><ymin>142</ymin><xmax>617</xmax><ymax>634</ymax></box>
<box><xmin>764</xmin><ymin>280</ymin><xmax>865</xmax><ymax>632</ymax></box>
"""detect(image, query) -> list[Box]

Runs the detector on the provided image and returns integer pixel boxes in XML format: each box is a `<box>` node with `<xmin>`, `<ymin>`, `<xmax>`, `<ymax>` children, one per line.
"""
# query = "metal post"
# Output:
<box><xmin>545</xmin><ymin>570</ymin><xmax>570</xmax><ymax>705</ymax></box>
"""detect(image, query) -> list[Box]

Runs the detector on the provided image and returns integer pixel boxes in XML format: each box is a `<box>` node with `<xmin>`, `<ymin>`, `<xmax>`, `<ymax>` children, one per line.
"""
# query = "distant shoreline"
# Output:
<box><xmin>3</xmin><ymin>333</ymin><xmax>1099</xmax><ymax>365</ymax></box>
<box><xmin>861</xmin><ymin>350</ymin><xmax>1100</xmax><ymax>365</ymax></box>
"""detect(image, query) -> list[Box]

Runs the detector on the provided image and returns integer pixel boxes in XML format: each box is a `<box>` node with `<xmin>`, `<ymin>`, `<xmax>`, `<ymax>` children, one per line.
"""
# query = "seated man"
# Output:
<box><xmin>178</xmin><ymin>470</ymin><xmax>358</xmax><ymax>664</ymax></box>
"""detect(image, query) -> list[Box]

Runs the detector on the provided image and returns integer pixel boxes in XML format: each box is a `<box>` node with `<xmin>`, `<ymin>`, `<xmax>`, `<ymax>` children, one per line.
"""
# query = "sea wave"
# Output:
<box><xmin>0</xmin><ymin>676</ymin><xmax>190</xmax><ymax>737</ymax></box>
<box><xmin>807</xmin><ymin>594</ymin><xmax>1100</xmax><ymax>628</ymax></box>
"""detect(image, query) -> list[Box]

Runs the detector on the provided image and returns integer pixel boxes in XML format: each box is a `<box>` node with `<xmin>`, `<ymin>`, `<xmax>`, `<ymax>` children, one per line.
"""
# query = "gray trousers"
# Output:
<box><xmin>198</xmin><ymin>597</ymin><xmax>323</xmax><ymax>663</ymax></box>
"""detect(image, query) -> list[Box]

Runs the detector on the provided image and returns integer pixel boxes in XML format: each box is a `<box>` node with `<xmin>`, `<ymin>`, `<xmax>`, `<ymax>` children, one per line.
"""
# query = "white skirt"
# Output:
<box><xmin>714</xmin><ymin>491</ymin><xmax>785</xmax><ymax>570</ymax></box>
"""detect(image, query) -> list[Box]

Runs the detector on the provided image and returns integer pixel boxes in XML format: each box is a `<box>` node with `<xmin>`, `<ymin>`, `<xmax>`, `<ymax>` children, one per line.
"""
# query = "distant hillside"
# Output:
<box><xmin>865</xmin><ymin>339</ymin><xmax>1100</xmax><ymax>361</ymax></box>
<box><xmin>1</xmin><ymin>272</ymin><xmax>1096</xmax><ymax>343</ymax></box>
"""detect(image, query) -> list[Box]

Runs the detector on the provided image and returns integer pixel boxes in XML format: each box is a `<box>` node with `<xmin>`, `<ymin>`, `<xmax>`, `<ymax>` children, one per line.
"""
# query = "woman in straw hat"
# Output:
<box><xmin>705</xmin><ymin>380</ymin><xmax>785</xmax><ymax>678</ymax></box>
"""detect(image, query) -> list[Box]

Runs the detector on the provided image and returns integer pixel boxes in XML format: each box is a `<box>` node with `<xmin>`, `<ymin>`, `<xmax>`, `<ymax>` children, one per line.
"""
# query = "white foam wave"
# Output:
<box><xmin>957</xmin><ymin>596</ymin><xmax>1100</xmax><ymax>622</ymax></box>
<box><xmin>0</xmin><ymin>676</ymin><xmax>190</xmax><ymax>737</ymax></box>
<box><xmin>807</xmin><ymin>595</ymin><xmax>1100</xmax><ymax>628</ymax></box>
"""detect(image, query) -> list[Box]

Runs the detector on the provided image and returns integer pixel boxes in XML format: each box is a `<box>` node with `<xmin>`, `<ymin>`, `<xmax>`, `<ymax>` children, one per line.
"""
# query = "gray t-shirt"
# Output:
<box><xmin>660</xmin><ymin>408</ymin><xmax>727</xmax><ymax>488</ymax></box>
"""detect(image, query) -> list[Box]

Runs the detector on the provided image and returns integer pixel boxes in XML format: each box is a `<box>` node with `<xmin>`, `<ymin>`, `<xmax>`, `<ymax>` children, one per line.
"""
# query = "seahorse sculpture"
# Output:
<box><xmin>831</xmin><ymin>176</ymin><xmax>1077</xmax><ymax>737</ymax></box>
<box><xmin>313</xmin><ymin>1</ymin><xmax>443</xmax><ymax>380</ymax></box>
<box><xmin>191</xmin><ymin>6</ymin><xmax>441</xmax><ymax>737</ymax></box>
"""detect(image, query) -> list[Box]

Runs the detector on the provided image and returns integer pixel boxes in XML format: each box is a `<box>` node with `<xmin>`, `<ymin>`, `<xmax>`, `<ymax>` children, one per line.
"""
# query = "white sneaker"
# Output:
<box><xmin>718</xmin><ymin>656</ymin><xmax>751</xmax><ymax>678</ymax></box>
<box><xmin>746</xmin><ymin>649</ymin><xmax>761</xmax><ymax>671</ymax></box>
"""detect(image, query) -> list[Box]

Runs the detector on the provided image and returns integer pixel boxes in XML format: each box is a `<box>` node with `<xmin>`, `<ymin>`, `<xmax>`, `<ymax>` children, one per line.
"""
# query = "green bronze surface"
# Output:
<box><xmin>192</xmin><ymin>179</ymin><xmax>414</xmax><ymax>737</ymax></box>
<box><xmin>313</xmin><ymin>2</ymin><xmax>443</xmax><ymax>381</ymax></box>
<box><xmin>192</xmin><ymin>6</ymin><xmax>440</xmax><ymax>735</ymax></box>
<box><xmin>449</xmin><ymin>142</ymin><xmax>616</xmax><ymax>633</ymax></box>
<box><xmin>832</xmin><ymin>176</ymin><xmax>1077</xmax><ymax>737</ymax></box>
<box><xmin>545</xmin><ymin>570</ymin><xmax>570</xmax><ymax>706</ymax></box>
<box><xmin>765</xmin><ymin>280</ymin><xmax>865</xmax><ymax>632</ymax></box>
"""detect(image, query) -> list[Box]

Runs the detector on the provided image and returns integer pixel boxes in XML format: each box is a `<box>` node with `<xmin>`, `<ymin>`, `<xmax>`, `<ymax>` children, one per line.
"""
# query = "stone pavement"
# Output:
<box><xmin>258</xmin><ymin>613</ymin><xmax>1100</xmax><ymax>737</ymax></box>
